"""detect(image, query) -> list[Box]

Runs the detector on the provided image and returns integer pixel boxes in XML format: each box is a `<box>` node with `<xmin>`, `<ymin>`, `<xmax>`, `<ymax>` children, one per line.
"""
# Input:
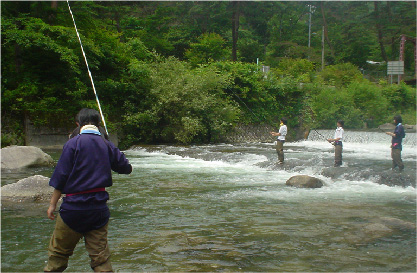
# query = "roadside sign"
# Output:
<box><xmin>387</xmin><ymin>61</ymin><xmax>404</xmax><ymax>75</ymax></box>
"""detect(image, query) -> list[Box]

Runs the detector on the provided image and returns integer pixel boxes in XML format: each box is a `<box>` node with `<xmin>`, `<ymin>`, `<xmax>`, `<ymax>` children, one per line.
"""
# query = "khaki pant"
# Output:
<box><xmin>44</xmin><ymin>214</ymin><xmax>113</xmax><ymax>272</ymax></box>
<box><xmin>275</xmin><ymin>141</ymin><xmax>284</xmax><ymax>163</ymax></box>
<box><xmin>334</xmin><ymin>145</ymin><xmax>342</xmax><ymax>166</ymax></box>
<box><xmin>391</xmin><ymin>148</ymin><xmax>404</xmax><ymax>170</ymax></box>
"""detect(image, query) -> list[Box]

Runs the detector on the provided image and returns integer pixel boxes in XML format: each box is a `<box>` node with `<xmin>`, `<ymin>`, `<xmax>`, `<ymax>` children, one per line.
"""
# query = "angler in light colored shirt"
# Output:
<box><xmin>270</xmin><ymin>118</ymin><xmax>288</xmax><ymax>164</ymax></box>
<box><xmin>327</xmin><ymin>120</ymin><xmax>344</xmax><ymax>167</ymax></box>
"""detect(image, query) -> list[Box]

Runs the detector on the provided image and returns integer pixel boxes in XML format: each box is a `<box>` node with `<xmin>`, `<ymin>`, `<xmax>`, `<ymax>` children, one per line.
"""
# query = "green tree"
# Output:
<box><xmin>185</xmin><ymin>33</ymin><xmax>228</xmax><ymax>66</ymax></box>
<box><xmin>317</xmin><ymin>63</ymin><xmax>364</xmax><ymax>87</ymax></box>
<box><xmin>236</xmin><ymin>29</ymin><xmax>264</xmax><ymax>63</ymax></box>
<box><xmin>311</xmin><ymin>86</ymin><xmax>363</xmax><ymax>129</ymax></box>
<box><xmin>347</xmin><ymin>81</ymin><xmax>389</xmax><ymax>127</ymax></box>
<box><xmin>122</xmin><ymin>57</ymin><xmax>240</xmax><ymax>145</ymax></box>
<box><xmin>1</xmin><ymin>15</ymin><xmax>87</xmax><ymax>126</ymax></box>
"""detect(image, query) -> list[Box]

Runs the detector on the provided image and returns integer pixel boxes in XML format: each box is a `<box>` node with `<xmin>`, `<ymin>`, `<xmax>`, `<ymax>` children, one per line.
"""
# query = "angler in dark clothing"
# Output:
<box><xmin>386</xmin><ymin>115</ymin><xmax>405</xmax><ymax>171</ymax></box>
<box><xmin>44</xmin><ymin>108</ymin><xmax>132</xmax><ymax>272</ymax></box>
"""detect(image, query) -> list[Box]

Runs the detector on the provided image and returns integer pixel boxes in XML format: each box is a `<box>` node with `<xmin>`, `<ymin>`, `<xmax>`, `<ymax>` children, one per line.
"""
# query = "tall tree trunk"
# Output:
<box><xmin>114</xmin><ymin>10</ymin><xmax>125</xmax><ymax>43</ymax></box>
<box><xmin>320</xmin><ymin>2</ymin><xmax>335</xmax><ymax>59</ymax></box>
<box><xmin>14</xmin><ymin>19</ymin><xmax>23</xmax><ymax>73</ymax></box>
<box><xmin>49</xmin><ymin>1</ymin><xmax>58</xmax><ymax>24</ymax></box>
<box><xmin>14</xmin><ymin>44</ymin><xmax>22</xmax><ymax>74</ymax></box>
<box><xmin>386</xmin><ymin>2</ymin><xmax>396</xmax><ymax>59</ymax></box>
<box><xmin>374</xmin><ymin>2</ymin><xmax>388</xmax><ymax>62</ymax></box>
<box><xmin>232</xmin><ymin>1</ymin><xmax>240</xmax><ymax>61</ymax></box>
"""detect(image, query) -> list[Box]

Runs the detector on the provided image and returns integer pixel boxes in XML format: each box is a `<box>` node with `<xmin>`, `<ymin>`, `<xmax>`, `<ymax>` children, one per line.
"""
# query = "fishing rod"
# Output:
<box><xmin>377</xmin><ymin>126</ymin><xmax>390</xmax><ymax>134</ymax></box>
<box><xmin>227</xmin><ymin>88</ymin><xmax>336</xmax><ymax>142</ymax></box>
<box><xmin>295</xmin><ymin>101</ymin><xmax>331</xmax><ymax>141</ymax></box>
<box><xmin>377</xmin><ymin>127</ymin><xmax>386</xmax><ymax>134</ymax></box>
<box><xmin>226</xmin><ymin>87</ymin><xmax>277</xmax><ymax>128</ymax></box>
<box><xmin>296</xmin><ymin>110</ymin><xmax>328</xmax><ymax>140</ymax></box>
<box><xmin>311</xmin><ymin>128</ymin><xmax>327</xmax><ymax>139</ymax></box>
<box><xmin>67</xmin><ymin>0</ymin><xmax>109</xmax><ymax>136</ymax></box>
<box><xmin>229</xmin><ymin>88</ymin><xmax>329</xmax><ymax>141</ymax></box>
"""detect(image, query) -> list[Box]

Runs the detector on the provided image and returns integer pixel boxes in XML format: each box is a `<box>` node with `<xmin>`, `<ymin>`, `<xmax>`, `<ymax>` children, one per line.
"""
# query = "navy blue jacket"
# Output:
<box><xmin>392</xmin><ymin>123</ymin><xmax>405</xmax><ymax>150</ymax></box>
<box><xmin>50</xmin><ymin>131</ymin><xmax>132</xmax><ymax>211</ymax></box>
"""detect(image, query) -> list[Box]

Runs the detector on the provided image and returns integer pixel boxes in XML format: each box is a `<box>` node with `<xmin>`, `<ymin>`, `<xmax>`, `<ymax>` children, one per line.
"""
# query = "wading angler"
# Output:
<box><xmin>44</xmin><ymin>109</ymin><xmax>132</xmax><ymax>272</ymax></box>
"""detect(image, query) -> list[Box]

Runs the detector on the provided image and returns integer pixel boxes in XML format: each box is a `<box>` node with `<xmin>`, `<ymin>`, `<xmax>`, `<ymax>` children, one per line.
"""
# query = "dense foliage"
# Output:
<box><xmin>1</xmin><ymin>1</ymin><xmax>415</xmax><ymax>148</ymax></box>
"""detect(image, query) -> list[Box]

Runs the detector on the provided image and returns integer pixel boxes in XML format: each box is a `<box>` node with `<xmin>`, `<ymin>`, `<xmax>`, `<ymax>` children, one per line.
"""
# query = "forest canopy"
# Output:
<box><xmin>1</xmin><ymin>1</ymin><xmax>416</xmax><ymax>147</ymax></box>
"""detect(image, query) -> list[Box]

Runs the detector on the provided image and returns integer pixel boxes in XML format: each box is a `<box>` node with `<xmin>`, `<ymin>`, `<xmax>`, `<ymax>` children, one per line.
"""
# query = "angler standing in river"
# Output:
<box><xmin>44</xmin><ymin>108</ymin><xmax>132</xmax><ymax>272</ymax></box>
<box><xmin>327</xmin><ymin>120</ymin><xmax>344</xmax><ymax>167</ymax></box>
<box><xmin>270</xmin><ymin>118</ymin><xmax>288</xmax><ymax>164</ymax></box>
<box><xmin>386</xmin><ymin>115</ymin><xmax>405</xmax><ymax>171</ymax></box>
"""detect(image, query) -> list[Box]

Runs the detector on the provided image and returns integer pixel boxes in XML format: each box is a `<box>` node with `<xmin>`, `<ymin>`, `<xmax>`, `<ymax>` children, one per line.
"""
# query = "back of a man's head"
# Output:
<box><xmin>78</xmin><ymin>108</ymin><xmax>100</xmax><ymax>127</ymax></box>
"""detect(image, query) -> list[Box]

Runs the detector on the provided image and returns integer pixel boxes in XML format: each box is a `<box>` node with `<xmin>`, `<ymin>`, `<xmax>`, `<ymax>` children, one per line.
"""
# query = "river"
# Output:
<box><xmin>1</xmin><ymin>131</ymin><xmax>416</xmax><ymax>272</ymax></box>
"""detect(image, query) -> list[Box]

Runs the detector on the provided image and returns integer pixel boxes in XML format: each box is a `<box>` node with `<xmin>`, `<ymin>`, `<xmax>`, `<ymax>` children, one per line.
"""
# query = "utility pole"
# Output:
<box><xmin>308</xmin><ymin>5</ymin><xmax>312</xmax><ymax>48</ymax></box>
<box><xmin>399</xmin><ymin>34</ymin><xmax>417</xmax><ymax>82</ymax></box>
<box><xmin>322</xmin><ymin>26</ymin><xmax>325</xmax><ymax>70</ymax></box>
<box><xmin>307</xmin><ymin>4</ymin><xmax>315</xmax><ymax>60</ymax></box>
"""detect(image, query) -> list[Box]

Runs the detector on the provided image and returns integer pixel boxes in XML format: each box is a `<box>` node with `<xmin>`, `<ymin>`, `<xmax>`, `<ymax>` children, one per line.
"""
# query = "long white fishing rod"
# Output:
<box><xmin>66</xmin><ymin>0</ymin><xmax>109</xmax><ymax>135</ymax></box>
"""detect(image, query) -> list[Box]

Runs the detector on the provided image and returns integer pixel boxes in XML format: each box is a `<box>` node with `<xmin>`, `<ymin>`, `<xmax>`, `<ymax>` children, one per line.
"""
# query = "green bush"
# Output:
<box><xmin>1</xmin><ymin>133</ymin><xmax>24</xmax><ymax>148</ymax></box>
<box><xmin>185</xmin><ymin>33</ymin><xmax>228</xmax><ymax>67</ymax></box>
<box><xmin>121</xmin><ymin>57</ymin><xmax>240</xmax><ymax>145</ymax></box>
<box><xmin>273</xmin><ymin>58</ymin><xmax>315</xmax><ymax>81</ymax></box>
<box><xmin>381</xmin><ymin>82</ymin><xmax>416</xmax><ymax>111</ymax></box>
<box><xmin>317</xmin><ymin>63</ymin><xmax>364</xmax><ymax>87</ymax></box>
<box><xmin>346</xmin><ymin>81</ymin><xmax>389</xmax><ymax>126</ymax></box>
<box><xmin>311</xmin><ymin>86</ymin><xmax>363</xmax><ymax>129</ymax></box>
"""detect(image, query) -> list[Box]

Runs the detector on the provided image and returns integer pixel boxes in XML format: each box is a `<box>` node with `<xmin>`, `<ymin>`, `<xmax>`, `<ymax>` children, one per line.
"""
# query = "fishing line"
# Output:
<box><xmin>377</xmin><ymin>126</ymin><xmax>387</xmax><ymax>133</ymax></box>
<box><xmin>296</xmin><ymin>113</ymin><xmax>327</xmax><ymax>140</ymax></box>
<box><xmin>66</xmin><ymin>0</ymin><xmax>108</xmax><ymax>135</ymax></box>
<box><xmin>228</xmin><ymin>87</ymin><xmax>333</xmax><ymax>141</ymax></box>
<box><xmin>311</xmin><ymin>129</ymin><xmax>327</xmax><ymax>139</ymax></box>
<box><xmin>297</xmin><ymin>103</ymin><xmax>329</xmax><ymax>140</ymax></box>
<box><xmin>227</xmin><ymin>88</ymin><xmax>276</xmax><ymax>127</ymax></box>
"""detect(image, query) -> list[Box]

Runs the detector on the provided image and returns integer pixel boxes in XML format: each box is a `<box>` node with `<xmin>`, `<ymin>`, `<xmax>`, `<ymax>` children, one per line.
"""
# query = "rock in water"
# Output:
<box><xmin>379</xmin><ymin>217</ymin><xmax>416</xmax><ymax>230</ymax></box>
<box><xmin>1</xmin><ymin>175</ymin><xmax>52</xmax><ymax>201</ymax></box>
<box><xmin>1</xmin><ymin>146</ymin><xmax>54</xmax><ymax>169</ymax></box>
<box><xmin>286</xmin><ymin>175</ymin><xmax>324</xmax><ymax>188</ymax></box>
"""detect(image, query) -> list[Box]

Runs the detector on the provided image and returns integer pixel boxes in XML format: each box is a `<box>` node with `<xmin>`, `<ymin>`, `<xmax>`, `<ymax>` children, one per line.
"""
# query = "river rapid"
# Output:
<box><xmin>1</xmin><ymin>131</ymin><xmax>416</xmax><ymax>272</ymax></box>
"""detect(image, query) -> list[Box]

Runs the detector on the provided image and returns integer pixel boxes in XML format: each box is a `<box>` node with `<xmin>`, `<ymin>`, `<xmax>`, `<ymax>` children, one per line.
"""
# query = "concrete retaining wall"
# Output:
<box><xmin>222</xmin><ymin>123</ymin><xmax>311</xmax><ymax>143</ymax></box>
<box><xmin>25</xmin><ymin>119</ymin><xmax>118</xmax><ymax>148</ymax></box>
<box><xmin>223</xmin><ymin>124</ymin><xmax>276</xmax><ymax>143</ymax></box>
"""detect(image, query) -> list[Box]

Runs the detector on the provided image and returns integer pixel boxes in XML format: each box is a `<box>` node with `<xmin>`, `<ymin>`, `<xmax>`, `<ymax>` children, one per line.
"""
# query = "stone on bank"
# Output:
<box><xmin>1</xmin><ymin>175</ymin><xmax>53</xmax><ymax>202</ymax></box>
<box><xmin>1</xmin><ymin>145</ymin><xmax>54</xmax><ymax>169</ymax></box>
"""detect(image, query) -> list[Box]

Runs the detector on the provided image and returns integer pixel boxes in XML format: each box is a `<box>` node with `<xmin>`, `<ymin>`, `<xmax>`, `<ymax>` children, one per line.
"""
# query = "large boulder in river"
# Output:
<box><xmin>1</xmin><ymin>175</ymin><xmax>53</xmax><ymax>202</ymax></box>
<box><xmin>286</xmin><ymin>175</ymin><xmax>324</xmax><ymax>188</ymax></box>
<box><xmin>378</xmin><ymin>217</ymin><xmax>416</xmax><ymax>230</ymax></box>
<box><xmin>1</xmin><ymin>146</ymin><xmax>54</xmax><ymax>169</ymax></box>
<box><xmin>341</xmin><ymin>217</ymin><xmax>416</xmax><ymax>245</ymax></box>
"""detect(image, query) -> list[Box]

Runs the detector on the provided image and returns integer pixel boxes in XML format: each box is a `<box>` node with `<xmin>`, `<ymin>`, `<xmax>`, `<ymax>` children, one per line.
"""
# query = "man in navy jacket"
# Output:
<box><xmin>44</xmin><ymin>108</ymin><xmax>132</xmax><ymax>272</ymax></box>
<box><xmin>386</xmin><ymin>115</ymin><xmax>405</xmax><ymax>171</ymax></box>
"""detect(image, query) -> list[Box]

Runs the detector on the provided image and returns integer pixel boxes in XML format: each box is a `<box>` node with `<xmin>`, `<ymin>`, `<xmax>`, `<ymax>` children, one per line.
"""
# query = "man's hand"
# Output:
<box><xmin>47</xmin><ymin>188</ymin><xmax>62</xmax><ymax>220</ymax></box>
<box><xmin>47</xmin><ymin>204</ymin><xmax>57</xmax><ymax>220</ymax></box>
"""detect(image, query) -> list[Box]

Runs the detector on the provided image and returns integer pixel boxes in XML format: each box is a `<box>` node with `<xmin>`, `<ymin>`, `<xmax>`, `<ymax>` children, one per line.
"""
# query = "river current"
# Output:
<box><xmin>1</xmin><ymin>131</ymin><xmax>416</xmax><ymax>272</ymax></box>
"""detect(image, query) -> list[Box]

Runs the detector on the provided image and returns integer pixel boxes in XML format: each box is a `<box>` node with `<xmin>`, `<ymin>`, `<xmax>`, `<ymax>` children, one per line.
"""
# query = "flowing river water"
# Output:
<box><xmin>1</xmin><ymin>130</ymin><xmax>416</xmax><ymax>272</ymax></box>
